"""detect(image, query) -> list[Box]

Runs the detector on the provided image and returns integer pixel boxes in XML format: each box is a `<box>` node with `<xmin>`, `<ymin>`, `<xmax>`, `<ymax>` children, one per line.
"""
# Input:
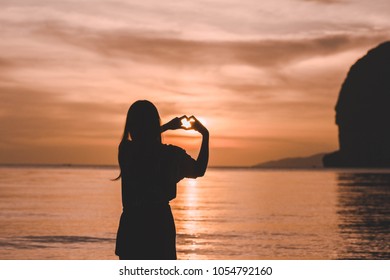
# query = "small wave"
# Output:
<box><xmin>0</xmin><ymin>235</ymin><xmax>115</xmax><ymax>250</ymax></box>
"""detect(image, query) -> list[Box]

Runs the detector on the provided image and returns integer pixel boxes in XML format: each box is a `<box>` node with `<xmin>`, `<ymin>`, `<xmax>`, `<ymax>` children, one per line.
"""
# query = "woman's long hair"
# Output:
<box><xmin>114</xmin><ymin>100</ymin><xmax>162</xmax><ymax>180</ymax></box>
<box><xmin>120</xmin><ymin>100</ymin><xmax>161</xmax><ymax>144</ymax></box>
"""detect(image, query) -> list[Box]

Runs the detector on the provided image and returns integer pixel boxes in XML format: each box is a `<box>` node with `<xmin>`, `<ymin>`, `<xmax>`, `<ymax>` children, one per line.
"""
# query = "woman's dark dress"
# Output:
<box><xmin>115</xmin><ymin>141</ymin><xmax>196</xmax><ymax>260</ymax></box>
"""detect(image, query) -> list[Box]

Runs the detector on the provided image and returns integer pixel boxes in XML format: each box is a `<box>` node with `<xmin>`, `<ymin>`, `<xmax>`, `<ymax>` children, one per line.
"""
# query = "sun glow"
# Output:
<box><xmin>185</xmin><ymin>178</ymin><xmax>198</xmax><ymax>188</ymax></box>
<box><xmin>181</xmin><ymin>117</ymin><xmax>195</xmax><ymax>129</ymax></box>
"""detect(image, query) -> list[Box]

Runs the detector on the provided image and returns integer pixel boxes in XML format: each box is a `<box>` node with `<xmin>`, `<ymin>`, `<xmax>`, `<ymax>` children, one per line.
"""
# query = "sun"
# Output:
<box><xmin>181</xmin><ymin>118</ymin><xmax>195</xmax><ymax>129</ymax></box>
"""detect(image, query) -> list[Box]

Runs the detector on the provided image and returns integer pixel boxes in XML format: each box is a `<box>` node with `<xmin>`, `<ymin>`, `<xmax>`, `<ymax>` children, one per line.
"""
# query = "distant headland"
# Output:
<box><xmin>253</xmin><ymin>153</ymin><xmax>325</xmax><ymax>169</ymax></box>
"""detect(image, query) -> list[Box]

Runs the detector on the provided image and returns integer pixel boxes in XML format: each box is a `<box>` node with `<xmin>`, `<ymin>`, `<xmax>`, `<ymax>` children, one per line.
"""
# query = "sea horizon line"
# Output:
<box><xmin>0</xmin><ymin>163</ymin><xmax>254</xmax><ymax>169</ymax></box>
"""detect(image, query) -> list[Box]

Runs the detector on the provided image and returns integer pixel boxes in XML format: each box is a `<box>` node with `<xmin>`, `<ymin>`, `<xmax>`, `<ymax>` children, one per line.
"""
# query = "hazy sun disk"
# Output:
<box><xmin>181</xmin><ymin>118</ymin><xmax>195</xmax><ymax>129</ymax></box>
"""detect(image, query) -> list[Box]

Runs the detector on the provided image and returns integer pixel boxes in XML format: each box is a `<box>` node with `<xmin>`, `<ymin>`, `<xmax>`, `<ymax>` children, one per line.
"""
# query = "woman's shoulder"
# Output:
<box><xmin>161</xmin><ymin>144</ymin><xmax>186</xmax><ymax>155</ymax></box>
<box><xmin>118</xmin><ymin>140</ymin><xmax>132</xmax><ymax>151</ymax></box>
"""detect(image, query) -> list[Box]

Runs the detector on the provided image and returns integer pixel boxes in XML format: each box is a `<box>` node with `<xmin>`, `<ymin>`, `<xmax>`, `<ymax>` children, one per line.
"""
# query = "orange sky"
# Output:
<box><xmin>1</xmin><ymin>0</ymin><xmax>389</xmax><ymax>166</ymax></box>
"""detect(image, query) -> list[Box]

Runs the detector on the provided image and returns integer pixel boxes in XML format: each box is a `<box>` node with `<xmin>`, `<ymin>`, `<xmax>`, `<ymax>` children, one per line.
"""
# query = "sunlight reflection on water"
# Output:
<box><xmin>0</xmin><ymin>167</ymin><xmax>388</xmax><ymax>259</ymax></box>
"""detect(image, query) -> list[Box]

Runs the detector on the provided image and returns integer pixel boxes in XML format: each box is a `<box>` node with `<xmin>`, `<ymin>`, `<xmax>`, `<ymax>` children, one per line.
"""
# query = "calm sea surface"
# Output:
<box><xmin>0</xmin><ymin>167</ymin><xmax>389</xmax><ymax>260</ymax></box>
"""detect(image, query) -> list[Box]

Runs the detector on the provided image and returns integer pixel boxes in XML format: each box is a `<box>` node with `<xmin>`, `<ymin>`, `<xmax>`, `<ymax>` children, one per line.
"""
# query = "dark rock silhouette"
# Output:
<box><xmin>323</xmin><ymin>41</ymin><xmax>390</xmax><ymax>167</ymax></box>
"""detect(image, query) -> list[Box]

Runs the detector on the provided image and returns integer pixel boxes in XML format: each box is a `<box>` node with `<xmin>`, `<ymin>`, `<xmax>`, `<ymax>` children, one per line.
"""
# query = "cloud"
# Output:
<box><xmin>0</xmin><ymin>58</ymin><xmax>13</xmax><ymax>68</ymax></box>
<box><xmin>301</xmin><ymin>0</ymin><xmax>344</xmax><ymax>4</ymax></box>
<box><xmin>5</xmin><ymin>21</ymin><xmax>387</xmax><ymax>120</ymax></box>
<box><xmin>0</xmin><ymin>83</ymin><xmax>186</xmax><ymax>154</ymax></box>
<box><xmin>29</xmin><ymin>21</ymin><xmax>388</xmax><ymax>70</ymax></box>
<box><xmin>0</xmin><ymin>85</ymin><xmax>123</xmax><ymax>145</ymax></box>
<box><xmin>11</xmin><ymin>20</ymin><xmax>384</xmax><ymax>135</ymax></box>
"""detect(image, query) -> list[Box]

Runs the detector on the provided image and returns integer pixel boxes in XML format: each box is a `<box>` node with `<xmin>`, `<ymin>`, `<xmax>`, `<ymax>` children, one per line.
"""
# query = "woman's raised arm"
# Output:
<box><xmin>189</xmin><ymin>116</ymin><xmax>209</xmax><ymax>177</ymax></box>
<box><xmin>161</xmin><ymin>115</ymin><xmax>209</xmax><ymax>178</ymax></box>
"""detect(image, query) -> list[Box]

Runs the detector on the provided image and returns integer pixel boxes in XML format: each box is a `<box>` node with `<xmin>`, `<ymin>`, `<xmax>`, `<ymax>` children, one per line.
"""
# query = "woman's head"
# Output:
<box><xmin>122</xmin><ymin>100</ymin><xmax>161</xmax><ymax>144</ymax></box>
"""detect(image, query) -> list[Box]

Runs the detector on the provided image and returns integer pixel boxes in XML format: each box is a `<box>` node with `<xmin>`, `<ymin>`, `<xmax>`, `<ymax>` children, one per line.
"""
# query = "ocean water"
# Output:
<box><xmin>0</xmin><ymin>167</ymin><xmax>388</xmax><ymax>260</ymax></box>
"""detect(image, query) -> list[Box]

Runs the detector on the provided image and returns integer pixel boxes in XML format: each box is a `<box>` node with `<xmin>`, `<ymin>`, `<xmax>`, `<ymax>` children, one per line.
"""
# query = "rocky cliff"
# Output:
<box><xmin>323</xmin><ymin>41</ymin><xmax>390</xmax><ymax>167</ymax></box>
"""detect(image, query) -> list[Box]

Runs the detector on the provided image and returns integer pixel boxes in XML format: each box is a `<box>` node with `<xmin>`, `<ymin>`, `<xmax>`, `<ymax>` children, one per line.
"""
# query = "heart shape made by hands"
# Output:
<box><xmin>181</xmin><ymin>117</ymin><xmax>195</xmax><ymax>129</ymax></box>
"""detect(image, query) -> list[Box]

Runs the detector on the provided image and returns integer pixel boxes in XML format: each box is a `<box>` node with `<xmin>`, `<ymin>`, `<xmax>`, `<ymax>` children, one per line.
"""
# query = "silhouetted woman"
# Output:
<box><xmin>115</xmin><ymin>100</ymin><xmax>209</xmax><ymax>260</ymax></box>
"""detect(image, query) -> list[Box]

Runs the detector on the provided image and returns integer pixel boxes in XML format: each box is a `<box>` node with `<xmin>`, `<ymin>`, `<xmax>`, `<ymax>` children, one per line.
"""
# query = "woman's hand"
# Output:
<box><xmin>187</xmin><ymin>116</ymin><xmax>209</xmax><ymax>136</ymax></box>
<box><xmin>161</xmin><ymin>115</ymin><xmax>188</xmax><ymax>132</ymax></box>
<box><xmin>161</xmin><ymin>115</ymin><xmax>208</xmax><ymax>137</ymax></box>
